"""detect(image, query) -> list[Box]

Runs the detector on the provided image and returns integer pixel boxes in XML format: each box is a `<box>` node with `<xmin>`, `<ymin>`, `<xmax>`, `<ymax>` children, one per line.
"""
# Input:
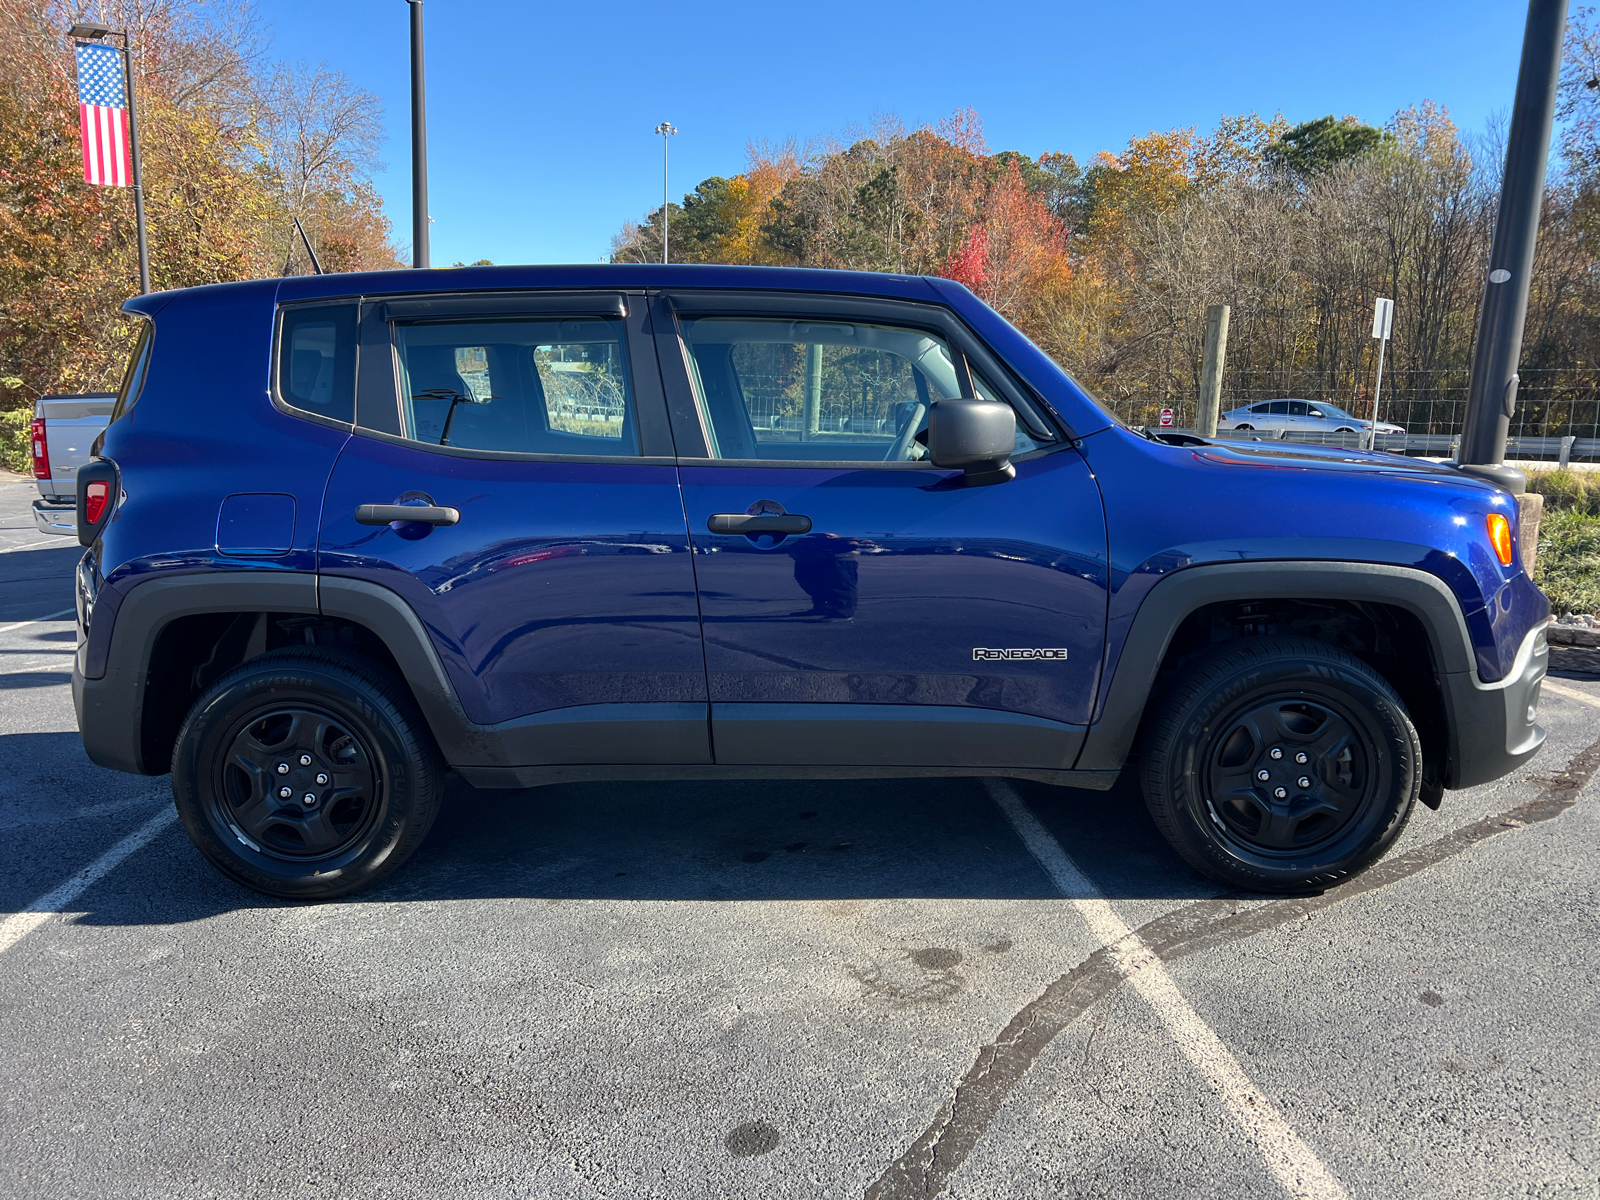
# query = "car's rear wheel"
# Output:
<box><xmin>1139</xmin><ymin>637</ymin><xmax>1419</xmax><ymax>893</ymax></box>
<box><xmin>1234</xmin><ymin>423</ymin><xmax>1254</xmax><ymax>430</ymax></box>
<box><xmin>171</xmin><ymin>648</ymin><xmax>444</xmax><ymax>900</ymax></box>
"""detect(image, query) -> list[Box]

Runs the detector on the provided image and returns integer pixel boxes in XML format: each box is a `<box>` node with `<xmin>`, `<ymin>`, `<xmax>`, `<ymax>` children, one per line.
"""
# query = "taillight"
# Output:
<box><xmin>83</xmin><ymin>480</ymin><xmax>110</xmax><ymax>526</ymax></box>
<box><xmin>1487</xmin><ymin>513</ymin><xmax>1514</xmax><ymax>567</ymax></box>
<box><xmin>30</xmin><ymin>418</ymin><xmax>48</xmax><ymax>479</ymax></box>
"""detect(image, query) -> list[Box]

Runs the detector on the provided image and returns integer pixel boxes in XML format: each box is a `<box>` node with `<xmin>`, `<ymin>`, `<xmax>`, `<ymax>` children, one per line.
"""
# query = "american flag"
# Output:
<box><xmin>75</xmin><ymin>41</ymin><xmax>131</xmax><ymax>188</ymax></box>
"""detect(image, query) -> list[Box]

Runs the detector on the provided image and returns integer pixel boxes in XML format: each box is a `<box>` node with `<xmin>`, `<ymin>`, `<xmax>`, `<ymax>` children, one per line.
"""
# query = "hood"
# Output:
<box><xmin>1131</xmin><ymin>428</ymin><xmax>1500</xmax><ymax>490</ymax></box>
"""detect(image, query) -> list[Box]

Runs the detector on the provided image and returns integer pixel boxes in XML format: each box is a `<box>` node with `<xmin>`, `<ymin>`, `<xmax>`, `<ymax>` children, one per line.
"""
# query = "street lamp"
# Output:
<box><xmin>68</xmin><ymin>22</ymin><xmax>149</xmax><ymax>294</ymax></box>
<box><xmin>407</xmin><ymin>0</ymin><xmax>429</xmax><ymax>268</ymax></box>
<box><xmin>655</xmin><ymin>121</ymin><xmax>676</xmax><ymax>264</ymax></box>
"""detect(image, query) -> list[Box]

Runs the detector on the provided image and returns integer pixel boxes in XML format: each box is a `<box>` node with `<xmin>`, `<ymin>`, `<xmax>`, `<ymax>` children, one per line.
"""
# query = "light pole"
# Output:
<box><xmin>1458</xmin><ymin>0</ymin><xmax>1568</xmax><ymax>492</ymax></box>
<box><xmin>655</xmin><ymin>122</ymin><xmax>676</xmax><ymax>264</ymax></box>
<box><xmin>407</xmin><ymin>0</ymin><xmax>429</xmax><ymax>269</ymax></box>
<box><xmin>68</xmin><ymin>22</ymin><xmax>149</xmax><ymax>294</ymax></box>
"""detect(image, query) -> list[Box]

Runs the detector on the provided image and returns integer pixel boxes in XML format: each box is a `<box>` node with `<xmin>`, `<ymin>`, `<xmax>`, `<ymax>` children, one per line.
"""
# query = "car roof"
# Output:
<box><xmin>124</xmin><ymin>264</ymin><xmax>953</xmax><ymax>317</ymax></box>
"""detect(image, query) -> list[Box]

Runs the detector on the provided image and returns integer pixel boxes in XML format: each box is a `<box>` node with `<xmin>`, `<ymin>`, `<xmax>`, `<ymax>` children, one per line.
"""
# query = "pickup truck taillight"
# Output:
<box><xmin>30</xmin><ymin>417</ymin><xmax>48</xmax><ymax>479</ymax></box>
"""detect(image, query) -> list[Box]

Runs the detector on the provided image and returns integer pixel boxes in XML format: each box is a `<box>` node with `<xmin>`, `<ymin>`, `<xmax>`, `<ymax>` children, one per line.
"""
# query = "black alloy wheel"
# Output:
<box><xmin>1203</xmin><ymin>696</ymin><xmax>1371</xmax><ymax>853</ymax></box>
<box><xmin>1140</xmin><ymin>636</ymin><xmax>1420</xmax><ymax>893</ymax></box>
<box><xmin>215</xmin><ymin>707</ymin><xmax>379</xmax><ymax>861</ymax></box>
<box><xmin>172</xmin><ymin>648</ymin><xmax>443</xmax><ymax>899</ymax></box>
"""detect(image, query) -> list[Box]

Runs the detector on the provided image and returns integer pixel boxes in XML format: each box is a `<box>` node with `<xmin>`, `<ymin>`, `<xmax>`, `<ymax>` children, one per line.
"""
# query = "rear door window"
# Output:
<box><xmin>388</xmin><ymin>317</ymin><xmax>639</xmax><ymax>456</ymax></box>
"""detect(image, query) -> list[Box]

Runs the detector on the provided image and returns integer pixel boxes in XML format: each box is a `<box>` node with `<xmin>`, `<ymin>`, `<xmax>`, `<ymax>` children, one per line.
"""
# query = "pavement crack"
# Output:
<box><xmin>863</xmin><ymin>733</ymin><xmax>1600</xmax><ymax>1200</ymax></box>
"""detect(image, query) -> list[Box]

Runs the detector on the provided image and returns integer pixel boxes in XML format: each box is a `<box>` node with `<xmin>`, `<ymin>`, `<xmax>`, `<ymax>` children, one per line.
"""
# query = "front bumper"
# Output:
<box><xmin>32</xmin><ymin>498</ymin><xmax>75</xmax><ymax>536</ymax></box>
<box><xmin>1442</xmin><ymin>620</ymin><xmax>1549</xmax><ymax>789</ymax></box>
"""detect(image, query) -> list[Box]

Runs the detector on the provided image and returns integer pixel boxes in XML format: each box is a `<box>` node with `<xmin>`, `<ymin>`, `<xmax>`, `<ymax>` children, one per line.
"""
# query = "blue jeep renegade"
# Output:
<box><xmin>71</xmin><ymin>265</ymin><xmax>1550</xmax><ymax>899</ymax></box>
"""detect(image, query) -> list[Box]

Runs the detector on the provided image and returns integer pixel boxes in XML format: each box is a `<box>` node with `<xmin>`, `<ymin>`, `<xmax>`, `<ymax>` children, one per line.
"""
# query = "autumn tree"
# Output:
<box><xmin>0</xmin><ymin>0</ymin><xmax>400</xmax><ymax>469</ymax></box>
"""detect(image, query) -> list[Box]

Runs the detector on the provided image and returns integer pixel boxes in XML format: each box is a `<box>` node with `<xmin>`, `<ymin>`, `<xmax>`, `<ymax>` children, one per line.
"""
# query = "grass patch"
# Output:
<box><xmin>1528</xmin><ymin>470</ymin><xmax>1600</xmax><ymax>614</ymax></box>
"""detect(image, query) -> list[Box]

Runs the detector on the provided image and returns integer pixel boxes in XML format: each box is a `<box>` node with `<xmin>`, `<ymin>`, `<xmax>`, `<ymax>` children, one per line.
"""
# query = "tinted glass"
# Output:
<box><xmin>110</xmin><ymin>319</ymin><xmax>153</xmax><ymax>422</ymax></box>
<box><xmin>1288</xmin><ymin>401</ymin><xmax>1309</xmax><ymax>416</ymax></box>
<box><xmin>679</xmin><ymin>317</ymin><xmax>1043</xmax><ymax>462</ymax></box>
<box><xmin>1267</xmin><ymin>401</ymin><xmax>1290</xmax><ymax>415</ymax></box>
<box><xmin>279</xmin><ymin>304</ymin><xmax>357</xmax><ymax>423</ymax></box>
<box><xmin>391</xmin><ymin>317</ymin><xmax>638</xmax><ymax>456</ymax></box>
<box><xmin>1250</xmin><ymin>403</ymin><xmax>1271</xmax><ymax>414</ymax></box>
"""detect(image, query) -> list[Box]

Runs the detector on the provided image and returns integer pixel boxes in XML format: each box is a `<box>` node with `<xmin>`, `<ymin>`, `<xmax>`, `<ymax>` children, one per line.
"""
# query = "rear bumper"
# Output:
<box><xmin>32</xmin><ymin>498</ymin><xmax>75</xmax><ymax>536</ymax></box>
<box><xmin>1441</xmin><ymin>620</ymin><xmax>1548</xmax><ymax>789</ymax></box>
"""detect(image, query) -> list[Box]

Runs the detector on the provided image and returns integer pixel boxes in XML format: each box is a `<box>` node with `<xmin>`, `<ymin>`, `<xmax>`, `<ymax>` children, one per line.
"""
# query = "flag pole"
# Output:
<box><xmin>69</xmin><ymin>22</ymin><xmax>149</xmax><ymax>294</ymax></box>
<box><xmin>121</xmin><ymin>32</ymin><xmax>150</xmax><ymax>295</ymax></box>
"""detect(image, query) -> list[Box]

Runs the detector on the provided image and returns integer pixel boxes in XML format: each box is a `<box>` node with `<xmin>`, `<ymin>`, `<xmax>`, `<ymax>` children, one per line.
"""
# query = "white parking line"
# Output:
<box><xmin>0</xmin><ymin>608</ymin><xmax>75</xmax><ymax>635</ymax></box>
<box><xmin>986</xmin><ymin>779</ymin><xmax>1351</xmax><ymax>1200</ymax></box>
<box><xmin>1542</xmin><ymin>679</ymin><xmax>1600</xmax><ymax>709</ymax></box>
<box><xmin>0</xmin><ymin>537</ymin><xmax>72</xmax><ymax>555</ymax></box>
<box><xmin>0</xmin><ymin>808</ymin><xmax>177</xmax><ymax>958</ymax></box>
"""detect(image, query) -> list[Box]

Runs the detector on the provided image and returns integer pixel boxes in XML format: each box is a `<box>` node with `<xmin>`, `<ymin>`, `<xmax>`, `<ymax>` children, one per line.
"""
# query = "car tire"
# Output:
<box><xmin>1139</xmin><ymin>636</ymin><xmax>1420</xmax><ymax>894</ymax></box>
<box><xmin>1334</xmin><ymin>426</ymin><xmax>1356</xmax><ymax>433</ymax></box>
<box><xmin>1234</xmin><ymin>424</ymin><xmax>1254</xmax><ymax>430</ymax></box>
<box><xmin>171</xmin><ymin>648</ymin><xmax>444</xmax><ymax>900</ymax></box>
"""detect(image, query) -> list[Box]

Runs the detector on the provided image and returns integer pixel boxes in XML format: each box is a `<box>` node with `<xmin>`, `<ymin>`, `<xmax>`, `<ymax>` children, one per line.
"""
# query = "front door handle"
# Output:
<box><xmin>707</xmin><ymin>512</ymin><xmax>812</xmax><ymax>535</ymax></box>
<box><xmin>355</xmin><ymin>504</ymin><xmax>461</xmax><ymax>526</ymax></box>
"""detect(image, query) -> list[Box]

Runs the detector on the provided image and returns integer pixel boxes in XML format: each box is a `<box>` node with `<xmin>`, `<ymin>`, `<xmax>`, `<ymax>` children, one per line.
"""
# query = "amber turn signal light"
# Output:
<box><xmin>1487</xmin><ymin>513</ymin><xmax>1514</xmax><ymax>566</ymax></box>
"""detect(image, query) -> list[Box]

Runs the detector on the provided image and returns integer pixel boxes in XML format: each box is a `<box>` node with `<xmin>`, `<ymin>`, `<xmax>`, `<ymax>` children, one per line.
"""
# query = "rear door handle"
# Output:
<box><xmin>355</xmin><ymin>504</ymin><xmax>461</xmax><ymax>526</ymax></box>
<box><xmin>707</xmin><ymin>513</ymin><xmax>812</xmax><ymax>535</ymax></box>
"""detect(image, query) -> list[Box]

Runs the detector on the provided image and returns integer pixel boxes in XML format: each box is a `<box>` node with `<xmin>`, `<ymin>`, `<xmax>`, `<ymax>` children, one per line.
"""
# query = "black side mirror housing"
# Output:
<box><xmin>927</xmin><ymin>398</ymin><xmax>1016</xmax><ymax>486</ymax></box>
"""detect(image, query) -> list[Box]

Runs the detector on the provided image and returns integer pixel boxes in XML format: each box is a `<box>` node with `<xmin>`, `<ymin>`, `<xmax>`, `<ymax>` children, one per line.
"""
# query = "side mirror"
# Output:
<box><xmin>927</xmin><ymin>398</ymin><xmax>1016</xmax><ymax>486</ymax></box>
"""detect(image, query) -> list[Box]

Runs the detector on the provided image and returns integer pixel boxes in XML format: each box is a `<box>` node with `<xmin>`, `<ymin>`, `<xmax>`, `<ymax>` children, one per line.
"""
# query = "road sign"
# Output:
<box><xmin>1368</xmin><ymin>297</ymin><xmax>1394</xmax><ymax>450</ymax></box>
<box><xmin>1159</xmin><ymin>408</ymin><xmax>1174</xmax><ymax>427</ymax></box>
<box><xmin>1371</xmin><ymin>297</ymin><xmax>1394</xmax><ymax>340</ymax></box>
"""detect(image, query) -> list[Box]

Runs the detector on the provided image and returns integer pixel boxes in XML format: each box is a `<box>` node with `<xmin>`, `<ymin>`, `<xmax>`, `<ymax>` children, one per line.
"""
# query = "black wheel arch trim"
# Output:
<box><xmin>77</xmin><ymin>572</ymin><xmax>319</xmax><ymax>774</ymax></box>
<box><xmin>1075</xmin><ymin>560</ymin><xmax>1545</xmax><ymax>791</ymax></box>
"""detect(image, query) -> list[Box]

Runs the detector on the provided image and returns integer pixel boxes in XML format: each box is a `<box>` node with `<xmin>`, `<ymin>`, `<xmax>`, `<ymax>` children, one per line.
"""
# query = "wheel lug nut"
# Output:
<box><xmin>1269</xmin><ymin>747</ymin><xmax>1283</xmax><ymax>760</ymax></box>
<box><xmin>1297</xmin><ymin>776</ymin><xmax>1311</xmax><ymax>789</ymax></box>
<box><xmin>1273</xmin><ymin>787</ymin><xmax>1287</xmax><ymax>800</ymax></box>
<box><xmin>276</xmin><ymin>762</ymin><xmax>289</xmax><ymax>775</ymax></box>
<box><xmin>299</xmin><ymin>754</ymin><xmax>313</xmax><ymax>767</ymax></box>
<box><xmin>279</xmin><ymin>786</ymin><xmax>292</xmax><ymax>799</ymax></box>
<box><xmin>1256</xmin><ymin>769</ymin><xmax>1270</xmax><ymax>781</ymax></box>
<box><xmin>315</xmin><ymin>773</ymin><xmax>329</xmax><ymax>786</ymax></box>
<box><xmin>1295</xmin><ymin>752</ymin><xmax>1308</xmax><ymax>764</ymax></box>
<box><xmin>302</xmin><ymin>792</ymin><xmax>317</xmax><ymax>807</ymax></box>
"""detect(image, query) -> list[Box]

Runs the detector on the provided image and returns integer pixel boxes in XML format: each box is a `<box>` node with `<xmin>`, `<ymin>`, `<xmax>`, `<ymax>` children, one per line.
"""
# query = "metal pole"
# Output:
<box><xmin>1196</xmin><ymin>304</ymin><xmax>1229</xmax><ymax>438</ymax></box>
<box><xmin>1369</xmin><ymin>335</ymin><xmax>1388</xmax><ymax>451</ymax></box>
<box><xmin>120</xmin><ymin>35</ymin><xmax>149</xmax><ymax>294</ymax></box>
<box><xmin>1458</xmin><ymin>0</ymin><xmax>1569</xmax><ymax>493</ymax></box>
<box><xmin>408</xmin><ymin>0</ymin><xmax>429</xmax><ymax>269</ymax></box>
<box><xmin>655</xmin><ymin>122</ymin><xmax>676</xmax><ymax>264</ymax></box>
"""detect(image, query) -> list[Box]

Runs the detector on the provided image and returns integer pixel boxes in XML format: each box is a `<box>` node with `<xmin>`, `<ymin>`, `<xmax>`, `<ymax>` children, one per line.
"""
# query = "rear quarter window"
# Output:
<box><xmin>276</xmin><ymin>304</ymin><xmax>357</xmax><ymax>424</ymax></box>
<box><xmin>109</xmin><ymin>319</ymin><xmax>153</xmax><ymax>423</ymax></box>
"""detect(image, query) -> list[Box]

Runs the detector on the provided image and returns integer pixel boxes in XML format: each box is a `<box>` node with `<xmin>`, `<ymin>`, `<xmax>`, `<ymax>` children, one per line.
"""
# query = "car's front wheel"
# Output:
<box><xmin>1234</xmin><ymin>423</ymin><xmax>1254</xmax><ymax>430</ymax></box>
<box><xmin>171</xmin><ymin>648</ymin><xmax>444</xmax><ymax>900</ymax></box>
<box><xmin>1139</xmin><ymin>637</ymin><xmax>1420</xmax><ymax>893</ymax></box>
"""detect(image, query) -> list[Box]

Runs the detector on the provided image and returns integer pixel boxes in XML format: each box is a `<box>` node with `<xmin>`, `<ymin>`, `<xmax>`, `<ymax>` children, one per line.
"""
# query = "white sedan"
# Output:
<box><xmin>1222</xmin><ymin>399</ymin><xmax>1404</xmax><ymax>436</ymax></box>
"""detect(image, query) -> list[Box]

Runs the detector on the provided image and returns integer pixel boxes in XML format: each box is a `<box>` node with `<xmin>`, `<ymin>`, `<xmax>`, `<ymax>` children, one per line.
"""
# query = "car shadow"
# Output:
<box><xmin>43</xmin><ymin>761</ymin><xmax>1220</xmax><ymax>927</ymax></box>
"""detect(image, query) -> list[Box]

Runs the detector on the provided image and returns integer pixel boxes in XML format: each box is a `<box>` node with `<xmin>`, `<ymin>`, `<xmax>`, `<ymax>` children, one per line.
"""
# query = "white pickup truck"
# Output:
<box><xmin>31</xmin><ymin>393</ymin><xmax>114</xmax><ymax>535</ymax></box>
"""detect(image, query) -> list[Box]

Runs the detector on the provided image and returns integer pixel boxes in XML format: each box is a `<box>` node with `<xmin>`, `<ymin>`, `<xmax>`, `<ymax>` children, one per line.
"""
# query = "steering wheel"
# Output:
<box><xmin>885</xmin><ymin>402</ymin><xmax>927</xmax><ymax>462</ymax></box>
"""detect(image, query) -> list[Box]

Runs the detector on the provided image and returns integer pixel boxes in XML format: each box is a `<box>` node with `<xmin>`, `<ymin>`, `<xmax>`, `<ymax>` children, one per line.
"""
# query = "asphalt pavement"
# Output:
<box><xmin>0</xmin><ymin>475</ymin><xmax>1595</xmax><ymax>1199</ymax></box>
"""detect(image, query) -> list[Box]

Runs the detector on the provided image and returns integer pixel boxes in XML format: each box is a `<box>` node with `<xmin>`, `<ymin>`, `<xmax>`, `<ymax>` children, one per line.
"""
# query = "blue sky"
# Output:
<box><xmin>259</xmin><ymin>0</ymin><xmax>1532</xmax><ymax>266</ymax></box>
